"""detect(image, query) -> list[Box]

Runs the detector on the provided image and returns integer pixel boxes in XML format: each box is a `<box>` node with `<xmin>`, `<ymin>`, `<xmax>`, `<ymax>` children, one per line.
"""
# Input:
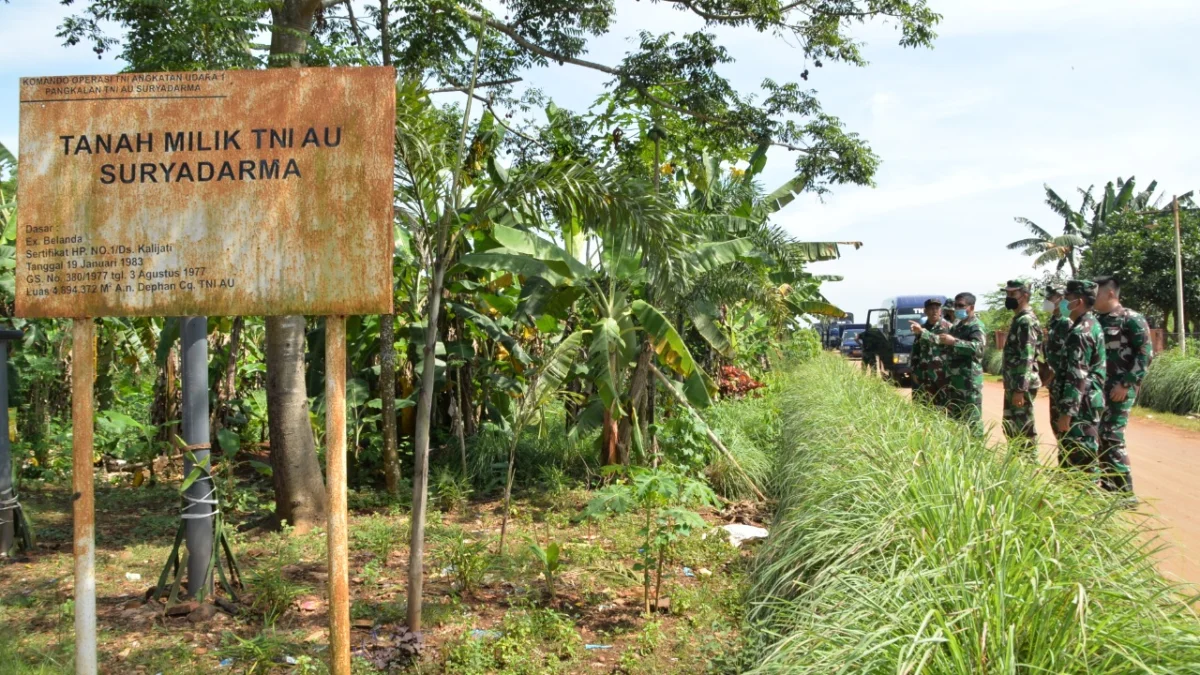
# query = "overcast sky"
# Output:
<box><xmin>3</xmin><ymin>1</ymin><xmax>1199</xmax><ymax>318</ymax></box>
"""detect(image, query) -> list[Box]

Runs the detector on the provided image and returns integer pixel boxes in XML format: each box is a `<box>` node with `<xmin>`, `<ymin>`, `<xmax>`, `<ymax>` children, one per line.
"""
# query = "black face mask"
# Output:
<box><xmin>1004</xmin><ymin>297</ymin><xmax>1019</xmax><ymax>310</ymax></box>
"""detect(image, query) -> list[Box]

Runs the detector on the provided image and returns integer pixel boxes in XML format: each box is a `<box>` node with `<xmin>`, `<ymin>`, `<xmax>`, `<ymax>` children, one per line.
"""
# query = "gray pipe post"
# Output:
<box><xmin>181</xmin><ymin>316</ymin><xmax>214</xmax><ymax>597</ymax></box>
<box><xmin>0</xmin><ymin>328</ymin><xmax>23</xmax><ymax>556</ymax></box>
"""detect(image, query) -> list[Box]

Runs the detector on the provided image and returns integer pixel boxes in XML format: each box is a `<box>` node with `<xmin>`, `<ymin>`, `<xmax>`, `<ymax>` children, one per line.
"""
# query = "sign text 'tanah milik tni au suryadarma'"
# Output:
<box><xmin>17</xmin><ymin>67</ymin><xmax>396</xmax><ymax>318</ymax></box>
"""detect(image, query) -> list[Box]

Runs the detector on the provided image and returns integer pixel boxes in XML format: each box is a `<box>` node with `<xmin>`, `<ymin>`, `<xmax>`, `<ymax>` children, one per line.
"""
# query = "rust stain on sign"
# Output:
<box><xmin>17</xmin><ymin>67</ymin><xmax>395</xmax><ymax>318</ymax></box>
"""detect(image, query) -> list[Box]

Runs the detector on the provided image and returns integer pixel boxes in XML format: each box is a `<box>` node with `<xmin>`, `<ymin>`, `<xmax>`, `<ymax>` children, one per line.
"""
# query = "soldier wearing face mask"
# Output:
<box><xmin>914</xmin><ymin>292</ymin><xmax>985</xmax><ymax>435</ymax></box>
<box><xmin>1053</xmin><ymin>280</ymin><xmax>1106</xmax><ymax>474</ymax></box>
<box><xmin>1041</xmin><ymin>285</ymin><xmax>1072</xmax><ymax>439</ymax></box>
<box><xmin>1001</xmin><ymin>280</ymin><xmax>1042</xmax><ymax>456</ymax></box>
<box><xmin>1093</xmin><ymin>274</ymin><xmax>1152</xmax><ymax>497</ymax></box>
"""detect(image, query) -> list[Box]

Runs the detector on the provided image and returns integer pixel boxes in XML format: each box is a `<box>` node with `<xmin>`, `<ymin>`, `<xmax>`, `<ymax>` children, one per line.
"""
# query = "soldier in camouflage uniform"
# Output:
<box><xmin>1001</xmin><ymin>280</ymin><xmax>1042</xmax><ymax>455</ymax></box>
<box><xmin>1094</xmin><ymin>275</ymin><xmax>1152</xmax><ymax>495</ymax></box>
<box><xmin>915</xmin><ymin>292</ymin><xmax>985</xmax><ymax>434</ymax></box>
<box><xmin>911</xmin><ymin>298</ymin><xmax>951</xmax><ymax>406</ymax></box>
<box><xmin>1041</xmin><ymin>285</ymin><xmax>1072</xmax><ymax>440</ymax></box>
<box><xmin>1053</xmin><ymin>280</ymin><xmax>1107</xmax><ymax>473</ymax></box>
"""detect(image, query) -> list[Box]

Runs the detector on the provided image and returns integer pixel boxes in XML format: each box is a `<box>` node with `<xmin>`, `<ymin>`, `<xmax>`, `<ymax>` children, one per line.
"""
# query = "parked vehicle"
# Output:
<box><xmin>823</xmin><ymin>315</ymin><xmax>856</xmax><ymax>349</ymax></box>
<box><xmin>865</xmin><ymin>295</ymin><xmax>947</xmax><ymax>386</ymax></box>
<box><xmin>839</xmin><ymin>325</ymin><xmax>867</xmax><ymax>359</ymax></box>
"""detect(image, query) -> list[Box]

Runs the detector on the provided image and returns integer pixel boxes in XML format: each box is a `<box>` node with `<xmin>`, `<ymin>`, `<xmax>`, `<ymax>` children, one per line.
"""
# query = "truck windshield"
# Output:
<box><xmin>894</xmin><ymin>313</ymin><xmax>924</xmax><ymax>337</ymax></box>
<box><xmin>841</xmin><ymin>330</ymin><xmax>863</xmax><ymax>344</ymax></box>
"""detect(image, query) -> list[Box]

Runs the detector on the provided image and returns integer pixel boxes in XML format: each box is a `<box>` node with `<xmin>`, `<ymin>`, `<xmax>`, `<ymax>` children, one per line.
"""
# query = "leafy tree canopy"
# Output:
<box><xmin>58</xmin><ymin>0</ymin><xmax>942</xmax><ymax>192</ymax></box>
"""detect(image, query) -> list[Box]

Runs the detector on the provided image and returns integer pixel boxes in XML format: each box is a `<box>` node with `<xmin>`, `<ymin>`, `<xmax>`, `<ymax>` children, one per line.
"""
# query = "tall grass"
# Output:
<box><xmin>1139</xmin><ymin>348</ymin><xmax>1200</xmax><ymax>415</ymax></box>
<box><xmin>745</xmin><ymin>355</ymin><xmax>1200</xmax><ymax>673</ymax></box>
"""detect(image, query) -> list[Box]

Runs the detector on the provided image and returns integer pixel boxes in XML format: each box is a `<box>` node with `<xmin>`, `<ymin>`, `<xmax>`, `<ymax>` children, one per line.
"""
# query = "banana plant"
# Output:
<box><xmin>496</xmin><ymin>330</ymin><xmax>587</xmax><ymax>553</ymax></box>
<box><xmin>459</xmin><ymin>222</ymin><xmax>740</xmax><ymax>465</ymax></box>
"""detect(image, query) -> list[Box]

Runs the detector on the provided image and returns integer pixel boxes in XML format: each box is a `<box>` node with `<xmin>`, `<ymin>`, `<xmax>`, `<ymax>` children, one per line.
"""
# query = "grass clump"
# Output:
<box><xmin>1139</xmin><ymin>347</ymin><xmax>1200</xmax><ymax>415</ymax></box>
<box><xmin>983</xmin><ymin>345</ymin><xmax>1003</xmax><ymax>375</ymax></box>
<box><xmin>744</xmin><ymin>355</ymin><xmax>1200</xmax><ymax>672</ymax></box>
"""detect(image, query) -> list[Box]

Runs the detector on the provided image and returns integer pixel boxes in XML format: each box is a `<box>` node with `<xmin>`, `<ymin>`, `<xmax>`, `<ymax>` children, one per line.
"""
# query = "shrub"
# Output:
<box><xmin>1139</xmin><ymin>347</ymin><xmax>1200</xmax><ymax>415</ymax></box>
<box><xmin>983</xmin><ymin>345</ymin><xmax>1003</xmax><ymax>375</ymax></box>
<box><xmin>745</xmin><ymin>355</ymin><xmax>1200</xmax><ymax>672</ymax></box>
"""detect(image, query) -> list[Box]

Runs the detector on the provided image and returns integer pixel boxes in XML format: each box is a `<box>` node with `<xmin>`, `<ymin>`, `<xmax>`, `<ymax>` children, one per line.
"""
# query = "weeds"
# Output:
<box><xmin>351</xmin><ymin>512</ymin><xmax>406</xmax><ymax>563</ymax></box>
<box><xmin>432</xmin><ymin>466</ymin><xmax>474</xmax><ymax>512</ymax></box>
<box><xmin>247</xmin><ymin>529</ymin><xmax>308</xmax><ymax>626</ymax></box>
<box><xmin>431</xmin><ymin>526</ymin><xmax>493</xmax><ymax>597</ymax></box>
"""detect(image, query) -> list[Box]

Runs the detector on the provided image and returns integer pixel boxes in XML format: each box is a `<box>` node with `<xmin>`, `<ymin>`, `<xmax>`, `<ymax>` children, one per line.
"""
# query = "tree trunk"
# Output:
<box><xmin>263</xmin><ymin>0</ymin><xmax>326</xmax><ymax>531</ymax></box>
<box><xmin>269</xmin><ymin>1</ymin><xmax>320</xmax><ymax>67</ymax></box>
<box><xmin>616</xmin><ymin>342</ymin><xmax>653</xmax><ymax>465</ymax></box>
<box><xmin>380</xmin><ymin>315</ymin><xmax>399</xmax><ymax>495</ymax></box>
<box><xmin>266</xmin><ymin>316</ymin><xmax>327</xmax><ymax>532</ymax></box>
<box><xmin>409</xmin><ymin>265</ymin><xmax>447</xmax><ymax>631</ymax></box>
<box><xmin>600</xmin><ymin>409</ymin><xmax>619</xmax><ymax>466</ymax></box>
<box><xmin>400</xmin><ymin>350</ymin><xmax>416</xmax><ymax>438</ymax></box>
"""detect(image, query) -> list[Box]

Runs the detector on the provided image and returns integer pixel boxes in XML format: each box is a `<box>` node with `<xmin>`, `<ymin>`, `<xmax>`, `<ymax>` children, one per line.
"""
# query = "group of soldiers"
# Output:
<box><xmin>908</xmin><ymin>277</ymin><xmax>1152</xmax><ymax>497</ymax></box>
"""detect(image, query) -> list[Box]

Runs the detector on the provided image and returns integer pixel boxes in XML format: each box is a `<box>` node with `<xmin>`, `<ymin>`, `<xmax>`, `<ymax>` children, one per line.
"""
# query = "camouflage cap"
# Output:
<box><xmin>1004</xmin><ymin>279</ymin><xmax>1030</xmax><ymax>292</ymax></box>
<box><xmin>924</xmin><ymin>297</ymin><xmax>944</xmax><ymax>307</ymax></box>
<box><xmin>1065</xmin><ymin>279</ymin><xmax>1097</xmax><ymax>296</ymax></box>
<box><xmin>1043</xmin><ymin>284</ymin><xmax>1063</xmax><ymax>298</ymax></box>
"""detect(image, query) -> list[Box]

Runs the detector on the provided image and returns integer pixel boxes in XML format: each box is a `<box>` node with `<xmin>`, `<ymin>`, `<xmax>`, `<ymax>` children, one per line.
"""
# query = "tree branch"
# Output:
<box><xmin>658</xmin><ymin>0</ymin><xmax>806</xmax><ymax>24</ymax></box>
<box><xmin>428</xmin><ymin>77</ymin><xmax>523</xmax><ymax>94</ymax></box>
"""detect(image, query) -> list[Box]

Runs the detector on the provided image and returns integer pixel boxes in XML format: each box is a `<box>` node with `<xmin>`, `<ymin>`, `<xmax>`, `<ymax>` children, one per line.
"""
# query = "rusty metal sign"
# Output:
<box><xmin>16</xmin><ymin>67</ymin><xmax>395</xmax><ymax>318</ymax></box>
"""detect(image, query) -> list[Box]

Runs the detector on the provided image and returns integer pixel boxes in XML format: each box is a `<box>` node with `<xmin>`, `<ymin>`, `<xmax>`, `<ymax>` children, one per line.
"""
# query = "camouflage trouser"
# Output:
<box><xmin>947</xmin><ymin>388</ymin><xmax>983</xmax><ymax>436</ymax></box>
<box><xmin>1003</xmin><ymin>388</ymin><xmax>1039</xmax><ymax>457</ymax></box>
<box><xmin>1098</xmin><ymin>386</ymin><xmax>1136</xmax><ymax>493</ymax></box>
<box><xmin>1058</xmin><ymin>413</ymin><xmax>1100</xmax><ymax>474</ymax></box>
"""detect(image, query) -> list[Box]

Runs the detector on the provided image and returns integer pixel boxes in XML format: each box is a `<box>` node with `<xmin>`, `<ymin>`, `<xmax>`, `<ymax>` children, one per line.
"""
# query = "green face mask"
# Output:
<box><xmin>1058</xmin><ymin>300</ymin><xmax>1070</xmax><ymax>315</ymax></box>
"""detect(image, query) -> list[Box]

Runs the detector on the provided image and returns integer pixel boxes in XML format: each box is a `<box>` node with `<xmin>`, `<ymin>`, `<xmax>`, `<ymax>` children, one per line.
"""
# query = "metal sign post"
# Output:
<box><xmin>181</xmin><ymin>316</ymin><xmax>214</xmax><ymax>596</ymax></box>
<box><xmin>72</xmin><ymin>319</ymin><xmax>97</xmax><ymax>675</ymax></box>
<box><xmin>0</xmin><ymin>328</ymin><xmax>27</xmax><ymax>557</ymax></box>
<box><xmin>325</xmin><ymin>317</ymin><xmax>350</xmax><ymax>675</ymax></box>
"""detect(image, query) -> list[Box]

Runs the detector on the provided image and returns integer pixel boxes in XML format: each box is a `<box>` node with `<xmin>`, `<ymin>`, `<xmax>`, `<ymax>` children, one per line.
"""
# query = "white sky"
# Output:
<box><xmin>3</xmin><ymin>0</ymin><xmax>1199</xmax><ymax>318</ymax></box>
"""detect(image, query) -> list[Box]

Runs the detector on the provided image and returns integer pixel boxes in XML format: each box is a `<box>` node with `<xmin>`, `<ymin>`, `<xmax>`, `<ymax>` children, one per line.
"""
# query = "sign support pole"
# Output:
<box><xmin>181</xmin><ymin>316</ymin><xmax>214</xmax><ymax>597</ymax></box>
<box><xmin>72</xmin><ymin>318</ymin><xmax>97</xmax><ymax>675</ymax></box>
<box><xmin>1174</xmin><ymin>196</ymin><xmax>1187</xmax><ymax>355</ymax></box>
<box><xmin>325</xmin><ymin>316</ymin><xmax>350</xmax><ymax>675</ymax></box>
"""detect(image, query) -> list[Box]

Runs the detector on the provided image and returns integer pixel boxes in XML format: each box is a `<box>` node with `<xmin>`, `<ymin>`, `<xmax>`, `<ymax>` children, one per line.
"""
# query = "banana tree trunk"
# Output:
<box><xmin>616</xmin><ymin>342</ymin><xmax>653</xmax><ymax>465</ymax></box>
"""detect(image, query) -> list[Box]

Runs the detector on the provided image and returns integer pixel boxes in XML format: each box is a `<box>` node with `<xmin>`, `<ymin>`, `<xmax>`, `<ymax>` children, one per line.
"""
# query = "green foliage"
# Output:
<box><xmin>584</xmin><ymin>465</ymin><xmax>718</xmax><ymax>613</ymax></box>
<box><xmin>1081</xmin><ymin>206</ymin><xmax>1200</xmax><ymax>327</ymax></box>
<box><xmin>1139</xmin><ymin>348</ymin><xmax>1200</xmax><ymax>415</ymax></box>
<box><xmin>351</xmin><ymin>513</ymin><xmax>407</xmax><ymax>563</ymax></box>
<box><xmin>431</xmin><ymin>527</ymin><xmax>493</xmax><ymax>597</ymax></box>
<box><xmin>746</xmin><ymin>355</ymin><xmax>1200</xmax><ymax>672</ymax></box>
<box><xmin>526</xmin><ymin>539</ymin><xmax>564</xmax><ymax>600</ymax></box>
<box><xmin>982</xmin><ymin>346</ymin><xmax>1003</xmax><ymax>375</ymax></box>
<box><xmin>246</xmin><ymin>529</ymin><xmax>308</xmax><ymax>626</ymax></box>
<box><xmin>432</xmin><ymin>467</ymin><xmax>474</xmax><ymax>512</ymax></box>
<box><xmin>443</xmin><ymin>607</ymin><xmax>580</xmax><ymax>675</ymax></box>
<box><xmin>59</xmin><ymin>1</ymin><xmax>269</xmax><ymax>71</ymax></box>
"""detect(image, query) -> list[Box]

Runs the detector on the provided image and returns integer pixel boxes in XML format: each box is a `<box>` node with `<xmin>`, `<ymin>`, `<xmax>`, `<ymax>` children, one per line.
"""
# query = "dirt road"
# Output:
<box><xmin>980</xmin><ymin>380</ymin><xmax>1200</xmax><ymax>588</ymax></box>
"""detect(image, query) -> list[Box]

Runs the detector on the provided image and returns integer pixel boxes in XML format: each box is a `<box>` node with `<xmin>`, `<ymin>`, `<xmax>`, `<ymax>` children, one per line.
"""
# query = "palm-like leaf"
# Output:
<box><xmin>529</xmin><ymin>331</ymin><xmax>587</xmax><ymax>412</ymax></box>
<box><xmin>588</xmin><ymin>317</ymin><xmax>625</xmax><ymax>413</ymax></box>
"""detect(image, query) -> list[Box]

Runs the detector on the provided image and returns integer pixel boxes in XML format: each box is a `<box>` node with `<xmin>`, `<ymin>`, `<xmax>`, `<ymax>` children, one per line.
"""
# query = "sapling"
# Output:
<box><xmin>584</xmin><ymin>465</ymin><xmax>718</xmax><ymax>614</ymax></box>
